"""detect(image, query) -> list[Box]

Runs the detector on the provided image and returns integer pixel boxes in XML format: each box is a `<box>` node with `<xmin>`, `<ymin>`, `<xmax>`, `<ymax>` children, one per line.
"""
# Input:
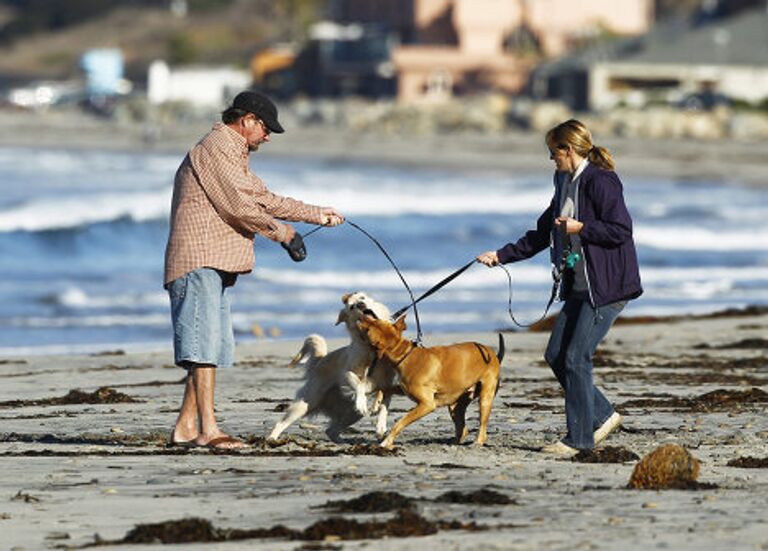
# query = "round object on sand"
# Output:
<box><xmin>629</xmin><ymin>444</ymin><xmax>700</xmax><ymax>489</ymax></box>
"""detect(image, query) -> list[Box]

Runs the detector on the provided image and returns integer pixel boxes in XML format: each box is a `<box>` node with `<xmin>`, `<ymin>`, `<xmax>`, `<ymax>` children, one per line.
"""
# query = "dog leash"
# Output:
<box><xmin>495</xmin><ymin>263</ymin><xmax>558</xmax><ymax>328</ymax></box>
<box><xmin>393</xmin><ymin>260</ymin><xmax>557</xmax><ymax>329</ymax></box>
<box><xmin>302</xmin><ymin>220</ymin><xmax>425</xmax><ymax>343</ymax></box>
<box><xmin>301</xmin><ymin>223</ymin><xmax>557</xmax><ymax>333</ymax></box>
<box><xmin>391</xmin><ymin>259</ymin><xmax>476</xmax><ymax>319</ymax></box>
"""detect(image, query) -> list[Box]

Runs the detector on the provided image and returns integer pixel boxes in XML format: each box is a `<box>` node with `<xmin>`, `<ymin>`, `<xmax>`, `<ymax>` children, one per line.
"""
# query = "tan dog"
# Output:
<box><xmin>357</xmin><ymin>315</ymin><xmax>504</xmax><ymax>449</ymax></box>
<box><xmin>268</xmin><ymin>292</ymin><xmax>395</xmax><ymax>442</ymax></box>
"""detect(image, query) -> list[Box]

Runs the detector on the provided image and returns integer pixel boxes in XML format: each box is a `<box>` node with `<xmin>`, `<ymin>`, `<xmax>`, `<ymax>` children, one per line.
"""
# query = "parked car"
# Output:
<box><xmin>677</xmin><ymin>90</ymin><xmax>731</xmax><ymax>111</ymax></box>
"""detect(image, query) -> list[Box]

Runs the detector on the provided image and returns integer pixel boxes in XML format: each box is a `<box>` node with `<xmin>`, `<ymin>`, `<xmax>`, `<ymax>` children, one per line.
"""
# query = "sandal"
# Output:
<box><xmin>205</xmin><ymin>435</ymin><xmax>247</xmax><ymax>450</ymax></box>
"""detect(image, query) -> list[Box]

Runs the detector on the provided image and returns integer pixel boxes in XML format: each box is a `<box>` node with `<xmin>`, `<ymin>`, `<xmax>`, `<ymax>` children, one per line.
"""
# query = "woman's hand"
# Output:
<box><xmin>476</xmin><ymin>251</ymin><xmax>499</xmax><ymax>267</ymax></box>
<box><xmin>555</xmin><ymin>216</ymin><xmax>583</xmax><ymax>234</ymax></box>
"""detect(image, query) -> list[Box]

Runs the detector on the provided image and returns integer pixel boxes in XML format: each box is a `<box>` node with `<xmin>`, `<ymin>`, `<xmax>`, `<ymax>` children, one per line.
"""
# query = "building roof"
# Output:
<box><xmin>627</xmin><ymin>8</ymin><xmax>768</xmax><ymax>66</ymax></box>
<box><xmin>537</xmin><ymin>7</ymin><xmax>768</xmax><ymax>74</ymax></box>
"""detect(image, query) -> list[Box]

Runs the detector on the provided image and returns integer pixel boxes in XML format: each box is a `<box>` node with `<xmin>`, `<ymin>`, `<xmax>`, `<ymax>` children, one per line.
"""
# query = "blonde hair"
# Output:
<box><xmin>545</xmin><ymin>119</ymin><xmax>615</xmax><ymax>171</ymax></box>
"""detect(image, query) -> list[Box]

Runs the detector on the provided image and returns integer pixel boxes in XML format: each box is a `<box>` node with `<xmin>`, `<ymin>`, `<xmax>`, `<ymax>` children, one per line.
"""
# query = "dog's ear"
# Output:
<box><xmin>340</xmin><ymin>293</ymin><xmax>352</xmax><ymax>304</ymax></box>
<box><xmin>394</xmin><ymin>314</ymin><xmax>407</xmax><ymax>333</ymax></box>
<box><xmin>336</xmin><ymin>308</ymin><xmax>348</xmax><ymax>326</ymax></box>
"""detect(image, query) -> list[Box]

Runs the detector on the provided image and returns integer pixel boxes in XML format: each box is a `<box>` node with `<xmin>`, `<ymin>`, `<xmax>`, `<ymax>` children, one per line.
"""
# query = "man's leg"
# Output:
<box><xmin>171</xmin><ymin>371</ymin><xmax>199</xmax><ymax>443</ymax></box>
<box><xmin>167</xmin><ymin>269</ymin><xmax>244</xmax><ymax>449</ymax></box>
<box><xmin>191</xmin><ymin>366</ymin><xmax>246</xmax><ymax>449</ymax></box>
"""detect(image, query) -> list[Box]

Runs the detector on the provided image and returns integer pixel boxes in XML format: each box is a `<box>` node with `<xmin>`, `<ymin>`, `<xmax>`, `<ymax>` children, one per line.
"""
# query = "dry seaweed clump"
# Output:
<box><xmin>628</xmin><ymin>444</ymin><xmax>700</xmax><ymax>489</ymax></box>
<box><xmin>319</xmin><ymin>491</ymin><xmax>416</xmax><ymax>513</ymax></box>
<box><xmin>573</xmin><ymin>446</ymin><xmax>639</xmax><ymax>464</ymax></box>
<box><xmin>727</xmin><ymin>456</ymin><xmax>768</xmax><ymax>468</ymax></box>
<box><xmin>90</xmin><ymin>510</ymin><xmax>486</xmax><ymax>546</ymax></box>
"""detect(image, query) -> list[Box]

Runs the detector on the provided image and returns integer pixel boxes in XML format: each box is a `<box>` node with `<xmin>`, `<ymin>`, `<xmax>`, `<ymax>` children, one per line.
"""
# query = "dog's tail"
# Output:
<box><xmin>493</xmin><ymin>333</ymin><xmax>506</xmax><ymax>397</ymax></box>
<box><xmin>496</xmin><ymin>333</ymin><xmax>506</xmax><ymax>364</ymax></box>
<box><xmin>289</xmin><ymin>334</ymin><xmax>327</xmax><ymax>368</ymax></box>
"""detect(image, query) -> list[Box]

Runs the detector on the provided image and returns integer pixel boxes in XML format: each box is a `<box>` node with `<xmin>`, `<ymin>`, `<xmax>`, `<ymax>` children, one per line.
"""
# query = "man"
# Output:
<box><xmin>164</xmin><ymin>90</ymin><xmax>344</xmax><ymax>449</ymax></box>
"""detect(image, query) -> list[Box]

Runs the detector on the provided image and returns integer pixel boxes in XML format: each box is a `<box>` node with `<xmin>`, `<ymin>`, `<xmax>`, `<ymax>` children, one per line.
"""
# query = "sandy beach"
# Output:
<box><xmin>1</xmin><ymin>309</ymin><xmax>767</xmax><ymax>550</ymax></box>
<box><xmin>1</xmin><ymin>105</ymin><xmax>767</xmax><ymax>549</ymax></box>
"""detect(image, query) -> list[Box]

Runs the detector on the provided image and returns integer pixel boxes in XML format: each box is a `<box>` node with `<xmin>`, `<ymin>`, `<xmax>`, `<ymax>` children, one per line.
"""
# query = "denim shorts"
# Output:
<box><xmin>167</xmin><ymin>268</ymin><xmax>235</xmax><ymax>369</ymax></box>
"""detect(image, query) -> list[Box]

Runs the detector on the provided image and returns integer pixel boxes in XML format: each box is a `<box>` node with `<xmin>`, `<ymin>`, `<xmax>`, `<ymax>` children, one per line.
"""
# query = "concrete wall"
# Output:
<box><xmin>589</xmin><ymin>62</ymin><xmax>768</xmax><ymax>110</ymax></box>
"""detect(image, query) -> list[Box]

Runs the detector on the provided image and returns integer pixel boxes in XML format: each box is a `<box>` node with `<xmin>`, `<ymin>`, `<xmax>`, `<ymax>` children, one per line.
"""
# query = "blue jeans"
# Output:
<box><xmin>168</xmin><ymin>268</ymin><xmax>235</xmax><ymax>369</ymax></box>
<box><xmin>544</xmin><ymin>298</ymin><xmax>625</xmax><ymax>449</ymax></box>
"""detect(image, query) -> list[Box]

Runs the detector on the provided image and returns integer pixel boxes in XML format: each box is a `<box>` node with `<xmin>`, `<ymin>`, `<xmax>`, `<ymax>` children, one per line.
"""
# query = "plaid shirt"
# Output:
<box><xmin>164</xmin><ymin>123</ymin><xmax>323</xmax><ymax>285</ymax></box>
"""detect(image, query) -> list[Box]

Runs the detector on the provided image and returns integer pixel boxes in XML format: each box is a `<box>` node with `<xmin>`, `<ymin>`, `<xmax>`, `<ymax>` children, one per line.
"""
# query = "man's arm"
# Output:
<box><xmin>190</xmin><ymin>142</ymin><xmax>322</xmax><ymax>243</ymax></box>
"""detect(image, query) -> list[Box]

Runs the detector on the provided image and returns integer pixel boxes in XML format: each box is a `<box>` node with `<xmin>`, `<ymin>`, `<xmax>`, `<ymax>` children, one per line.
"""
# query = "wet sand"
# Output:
<box><xmin>1</xmin><ymin>310</ymin><xmax>767</xmax><ymax>549</ymax></box>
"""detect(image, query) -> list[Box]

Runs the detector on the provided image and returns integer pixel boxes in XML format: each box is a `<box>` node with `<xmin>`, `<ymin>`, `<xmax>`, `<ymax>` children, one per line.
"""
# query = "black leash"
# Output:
<box><xmin>392</xmin><ymin>259</ymin><xmax>476</xmax><ymax>319</ymax></box>
<box><xmin>303</xmin><ymin>221</ymin><xmax>425</xmax><ymax>343</ymax></box>
<box><xmin>345</xmin><ymin>220</ymin><xmax>424</xmax><ymax>342</ymax></box>
<box><xmin>495</xmin><ymin>263</ymin><xmax>558</xmax><ymax>328</ymax></box>
<box><xmin>301</xmin><ymin>222</ymin><xmax>559</xmax><ymax>334</ymax></box>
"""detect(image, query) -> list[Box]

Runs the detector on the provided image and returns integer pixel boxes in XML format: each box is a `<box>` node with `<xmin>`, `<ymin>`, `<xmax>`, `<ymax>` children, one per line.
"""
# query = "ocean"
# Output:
<box><xmin>1</xmin><ymin>145</ymin><xmax>766</xmax><ymax>356</ymax></box>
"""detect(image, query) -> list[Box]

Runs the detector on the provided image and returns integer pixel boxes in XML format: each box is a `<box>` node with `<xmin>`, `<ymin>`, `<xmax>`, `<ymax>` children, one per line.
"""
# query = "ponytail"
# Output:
<box><xmin>546</xmin><ymin>119</ymin><xmax>617</xmax><ymax>171</ymax></box>
<box><xmin>588</xmin><ymin>145</ymin><xmax>615</xmax><ymax>171</ymax></box>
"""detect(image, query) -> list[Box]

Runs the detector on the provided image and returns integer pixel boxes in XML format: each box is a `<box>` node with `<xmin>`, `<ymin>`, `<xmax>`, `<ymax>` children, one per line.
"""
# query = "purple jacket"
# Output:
<box><xmin>496</xmin><ymin>163</ymin><xmax>643</xmax><ymax>307</ymax></box>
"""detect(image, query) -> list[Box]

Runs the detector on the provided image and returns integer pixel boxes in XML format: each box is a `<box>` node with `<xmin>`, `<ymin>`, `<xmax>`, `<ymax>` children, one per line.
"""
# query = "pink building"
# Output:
<box><xmin>339</xmin><ymin>0</ymin><xmax>654</xmax><ymax>102</ymax></box>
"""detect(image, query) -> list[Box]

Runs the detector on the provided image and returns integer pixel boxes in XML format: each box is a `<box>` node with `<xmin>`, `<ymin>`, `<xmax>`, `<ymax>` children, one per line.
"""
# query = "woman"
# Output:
<box><xmin>477</xmin><ymin>119</ymin><xmax>642</xmax><ymax>456</ymax></box>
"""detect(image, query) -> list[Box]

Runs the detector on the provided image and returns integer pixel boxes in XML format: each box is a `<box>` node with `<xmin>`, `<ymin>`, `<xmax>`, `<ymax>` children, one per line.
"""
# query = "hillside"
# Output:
<box><xmin>0</xmin><ymin>0</ymin><xmax>320</xmax><ymax>83</ymax></box>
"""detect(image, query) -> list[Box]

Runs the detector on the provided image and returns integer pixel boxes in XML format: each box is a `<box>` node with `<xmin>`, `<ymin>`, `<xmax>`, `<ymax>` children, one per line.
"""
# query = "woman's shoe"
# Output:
<box><xmin>594</xmin><ymin>412</ymin><xmax>623</xmax><ymax>444</ymax></box>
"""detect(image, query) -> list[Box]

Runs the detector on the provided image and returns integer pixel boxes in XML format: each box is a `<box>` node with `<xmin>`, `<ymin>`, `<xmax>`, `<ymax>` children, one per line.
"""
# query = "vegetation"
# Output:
<box><xmin>0</xmin><ymin>0</ymin><xmax>327</xmax><ymax>79</ymax></box>
<box><xmin>0</xmin><ymin>1</ymin><xmax>156</xmax><ymax>44</ymax></box>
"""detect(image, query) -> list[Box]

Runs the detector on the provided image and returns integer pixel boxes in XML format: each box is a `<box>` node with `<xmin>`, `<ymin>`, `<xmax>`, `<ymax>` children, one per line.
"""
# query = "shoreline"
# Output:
<box><xmin>2</xmin><ymin>109</ymin><xmax>768</xmax><ymax>187</ymax></box>
<box><xmin>1</xmin><ymin>310</ymin><xmax>767</xmax><ymax>548</ymax></box>
<box><xmin>1</xmin><ymin>305</ymin><xmax>765</xmax><ymax>360</ymax></box>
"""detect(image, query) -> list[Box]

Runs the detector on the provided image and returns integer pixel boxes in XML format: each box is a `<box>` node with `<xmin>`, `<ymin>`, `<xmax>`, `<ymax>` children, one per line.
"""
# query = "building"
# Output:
<box><xmin>533</xmin><ymin>7</ymin><xmax>768</xmax><ymax>111</ymax></box>
<box><xmin>332</xmin><ymin>0</ymin><xmax>653</xmax><ymax>102</ymax></box>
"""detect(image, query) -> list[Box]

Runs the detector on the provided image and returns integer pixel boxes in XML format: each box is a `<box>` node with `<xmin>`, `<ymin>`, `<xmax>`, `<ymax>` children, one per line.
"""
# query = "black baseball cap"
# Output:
<box><xmin>231</xmin><ymin>90</ymin><xmax>284</xmax><ymax>134</ymax></box>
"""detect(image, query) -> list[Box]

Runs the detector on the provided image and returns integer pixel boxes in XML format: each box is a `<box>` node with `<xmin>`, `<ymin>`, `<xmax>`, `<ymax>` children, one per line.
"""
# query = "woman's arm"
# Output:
<box><xmin>496</xmin><ymin>202</ymin><xmax>554</xmax><ymax>264</ymax></box>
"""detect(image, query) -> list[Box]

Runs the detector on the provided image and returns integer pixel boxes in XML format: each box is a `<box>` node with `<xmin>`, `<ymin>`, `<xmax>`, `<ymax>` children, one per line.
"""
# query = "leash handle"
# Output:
<box><xmin>497</xmin><ymin>263</ymin><xmax>557</xmax><ymax>328</ymax></box>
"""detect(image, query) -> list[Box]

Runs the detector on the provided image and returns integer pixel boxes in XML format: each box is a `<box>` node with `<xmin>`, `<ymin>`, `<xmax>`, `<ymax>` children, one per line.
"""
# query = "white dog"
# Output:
<box><xmin>268</xmin><ymin>292</ymin><xmax>395</xmax><ymax>442</ymax></box>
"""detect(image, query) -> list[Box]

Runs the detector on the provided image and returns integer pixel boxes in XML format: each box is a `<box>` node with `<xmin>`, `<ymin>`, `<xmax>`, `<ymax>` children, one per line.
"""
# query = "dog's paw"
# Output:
<box><xmin>376</xmin><ymin>422</ymin><xmax>388</xmax><ymax>439</ymax></box>
<box><xmin>325</xmin><ymin>429</ymin><xmax>344</xmax><ymax>444</ymax></box>
<box><xmin>378</xmin><ymin>438</ymin><xmax>395</xmax><ymax>450</ymax></box>
<box><xmin>354</xmin><ymin>397</ymin><xmax>370</xmax><ymax>417</ymax></box>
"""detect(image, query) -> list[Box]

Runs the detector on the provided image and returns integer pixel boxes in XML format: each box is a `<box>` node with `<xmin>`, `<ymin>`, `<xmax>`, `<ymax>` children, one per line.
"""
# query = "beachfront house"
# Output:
<box><xmin>532</xmin><ymin>6</ymin><xmax>768</xmax><ymax>111</ymax></box>
<box><xmin>331</xmin><ymin>0</ymin><xmax>653</xmax><ymax>103</ymax></box>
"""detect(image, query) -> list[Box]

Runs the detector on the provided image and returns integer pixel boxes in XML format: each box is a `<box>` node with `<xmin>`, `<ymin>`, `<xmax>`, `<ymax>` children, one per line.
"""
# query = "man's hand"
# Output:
<box><xmin>476</xmin><ymin>251</ymin><xmax>499</xmax><ymax>267</ymax></box>
<box><xmin>320</xmin><ymin>207</ymin><xmax>345</xmax><ymax>227</ymax></box>
<box><xmin>281</xmin><ymin>232</ymin><xmax>307</xmax><ymax>262</ymax></box>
